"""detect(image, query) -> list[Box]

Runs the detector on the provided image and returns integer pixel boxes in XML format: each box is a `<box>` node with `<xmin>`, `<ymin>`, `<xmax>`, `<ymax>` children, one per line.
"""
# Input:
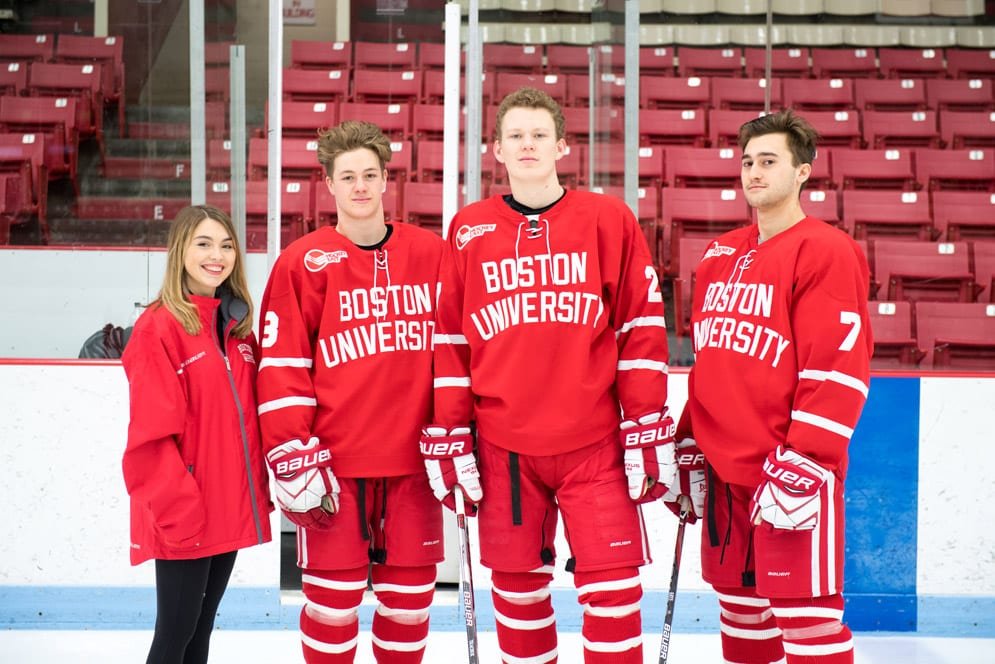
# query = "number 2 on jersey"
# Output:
<box><xmin>645</xmin><ymin>265</ymin><xmax>663</xmax><ymax>303</ymax></box>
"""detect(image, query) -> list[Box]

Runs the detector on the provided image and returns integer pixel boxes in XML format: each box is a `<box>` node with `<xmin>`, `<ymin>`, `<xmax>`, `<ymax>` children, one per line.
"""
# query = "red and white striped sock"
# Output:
<box><xmin>715</xmin><ymin>586</ymin><xmax>786</xmax><ymax>664</ymax></box>
<box><xmin>299</xmin><ymin>566</ymin><xmax>368</xmax><ymax>663</ymax></box>
<box><xmin>770</xmin><ymin>594</ymin><xmax>853</xmax><ymax>664</ymax></box>
<box><xmin>491</xmin><ymin>567</ymin><xmax>558</xmax><ymax>663</ymax></box>
<box><xmin>370</xmin><ymin>564</ymin><xmax>436</xmax><ymax>663</ymax></box>
<box><xmin>575</xmin><ymin>566</ymin><xmax>643</xmax><ymax>664</ymax></box>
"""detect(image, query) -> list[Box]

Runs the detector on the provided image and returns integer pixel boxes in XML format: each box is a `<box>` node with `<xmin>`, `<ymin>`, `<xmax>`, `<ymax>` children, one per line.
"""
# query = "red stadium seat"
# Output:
<box><xmin>283</xmin><ymin>68</ymin><xmax>350</xmax><ymax>103</ymax></box>
<box><xmin>854</xmin><ymin>78</ymin><xmax>928</xmax><ymax>112</ymax></box>
<box><xmin>914</xmin><ymin>147</ymin><xmax>995</xmax><ymax>191</ymax></box>
<box><xmin>415</xmin><ymin>139</ymin><xmax>459</xmax><ymax>182</ymax></box>
<box><xmin>422</xmin><ymin>70</ymin><xmax>495</xmax><ymax>105</ymax></box>
<box><xmin>339</xmin><ymin>102</ymin><xmax>412</xmax><ymax>139</ymax></box>
<box><xmin>811</xmin><ymin>47</ymin><xmax>878</xmax><ymax>79</ymax></box>
<box><xmin>830</xmin><ymin>148</ymin><xmax>916</xmax><ymax>190</ymax></box>
<box><xmin>207</xmin><ymin>138</ymin><xmax>232</xmax><ymax>179</ymax></box>
<box><xmin>54</xmin><ymin>34</ymin><xmax>125</xmax><ymax>130</ymax></box>
<box><xmin>939</xmin><ymin>110</ymin><xmax>995</xmax><ymax>148</ymax></box>
<box><xmin>418</xmin><ymin>42</ymin><xmax>464</xmax><ymax>71</ymax></box>
<box><xmin>842</xmin><ymin>190</ymin><xmax>933</xmax><ymax>240</ymax></box>
<box><xmin>867</xmin><ymin>300</ymin><xmax>924</xmax><ymax>367</ymax></box>
<box><xmin>204</xmin><ymin>67</ymin><xmax>230</xmax><ymax>102</ymax></box>
<box><xmin>640</xmin><ymin>76</ymin><xmax>711</xmax><ymax>110</ymax></box>
<box><xmin>863</xmin><ymin>110</ymin><xmax>940</xmax><ymax>149</ymax></box>
<box><xmin>931</xmin><ymin>191</ymin><xmax>995</xmax><ymax>241</ymax></box>
<box><xmin>743</xmin><ymin>47</ymin><xmax>811</xmax><ymax>79</ymax></box>
<box><xmin>206</xmin><ymin>179</ymin><xmax>313</xmax><ymax>249</ymax></box>
<box><xmin>0</xmin><ymin>34</ymin><xmax>54</xmax><ymax>62</ymax></box>
<box><xmin>290</xmin><ymin>40</ymin><xmax>352</xmax><ymax>70</ymax></box>
<box><xmin>661</xmin><ymin>187</ymin><xmax>751</xmax><ymax>275</ymax></box>
<box><xmin>945</xmin><ymin>48</ymin><xmax>995</xmax><ymax>79</ymax></box>
<box><xmin>564</xmin><ymin>73</ymin><xmax>625</xmax><ymax>108</ymax></box>
<box><xmin>204</xmin><ymin>41</ymin><xmax>234</xmax><ymax>68</ymax></box>
<box><xmin>269</xmin><ymin>100</ymin><xmax>337</xmax><ymax>137</ymax></box>
<box><xmin>402</xmin><ymin>181</ymin><xmax>444</xmax><ymax>232</ymax></box>
<box><xmin>412</xmin><ymin>103</ymin><xmax>467</xmax><ymax>141</ymax></box>
<box><xmin>800</xmin><ymin>189</ymin><xmax>840</xmax><ymax>227</ymax></box>
<box><xmin>802</xmin><ymin>110</ymin><xmax>862</xmax><ymax>148</ymax></box>
<box><xmin>248</xmin><ymin>137</ymin><xmax>321</xmax><ymax>181</ymax></box>
<box><xmin>588</xmin><ymin>184</ymin><xmax>661</xmax><ymax>266</ymax></box>
<box><xmin>878</xmin><ymin>47</ymin><xmax>946</xmax><ymax>79</ymax></box>
<box><xmin>0</xmin><ymin>95</ymin><xmax>77</xmax><ymax>189</ymax></box>
<box><xmin>0</xmin><ymin>132</ymin><xmax>48</xmax><ymax>243</ymax></box>
<box><xmin>664</xmin><ymin>146</ymin><xmax>740</xmax><ymax>189</ymax></box>
<box><xmin>915</xmin><ymin>302</ymin><xmax>995</xmax><ymax>368</ymax></box>
<box><xmin>677</xmin><ymin>47</ymin><xmax>743</xmax><ymax>78</ymax></box>
<box><xmin>598</xmin><ymin>144</ymin><xmax>664</xmax><ymax>188</ymax></box>
<box><xmin>782</xmin><ymin>78</ymin><xmax>855</xmax><ymax>111</ymax></box>
<box><xmin>0</xmin><ymin>63</ymin><xmax>28</xmax><ymax>96</ymax></box>
<box><xmin>482</xmin><ymin>44</ymin><xmax>543</xmax><ymax>74</ymax></box>
<box><xmin>639</xmin><ymin>47</ymin><xmax>676</xmax><ymax>77</ymax></box>
<box><xmin>672</xmin><ymin>236</ymin><xmax>714</xmax><ymax>336</ymax></box>
<box><xmin>711</xmin><ymin>77</ymin><xmax>781</xmax><ymax>111</ymax></box>
<box><xmin>494</xmin><ymin>72</ymin><xmax>567</xmax><ymax>106</ymax></box>
<box><xmin>639</xmin><ymin>108</ymin><xmax>707</xmax><ymax>146</ymax></box>
<box><xmin>27</xmin><ymin>62</ymin><xmax>104</xmax><ymax>145</ymax></box>
<box><xmin>973</xmin><ymin>241</ymin><xmax>995</xmax><ymax>302</ymax></box>
<box><xmin>353</xmin><ymin>41</ymin><xmax>416</xmax><ymax>70</ymax></box>
<box><xmin>925</xmin><ymin>78</ymin><xmax>994</xmax><ymax>112</ymax></box>
<box><xmin>547</xmin><ymin>44</ymin><xmax>623</xmax><ymax>75</ymax></box>
<box><xmin>806</xmin><ymin>148</ymin><xmax>834</xmax><ymax>190</ymax></box>
<box><xmin>874</xmin><ymin>240</ymin><xmax>976</xmax><ymax>302</ymax></box>
<box><xmin>708</xmin><ymin>109</ymin><xmax>765</xmax><ymax>147</ymax></box>
<box><xmin>352</xmin><ymin>69</ymin><xmax>422</xmax><ymax>104</ymax></box>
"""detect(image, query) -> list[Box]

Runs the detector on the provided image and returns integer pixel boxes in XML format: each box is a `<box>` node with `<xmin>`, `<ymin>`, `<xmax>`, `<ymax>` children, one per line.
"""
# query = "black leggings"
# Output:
<box><xmin>146</xmin><ymin>550</ymin><xmax>237</xmax><ymax>664</ymax></box>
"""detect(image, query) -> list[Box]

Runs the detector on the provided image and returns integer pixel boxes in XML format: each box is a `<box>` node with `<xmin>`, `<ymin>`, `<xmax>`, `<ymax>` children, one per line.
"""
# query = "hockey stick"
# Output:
<box><xmin>659</xmin><ymin>498</ymin><xmax>690</xmax><ymax>664</ymax></box>
<box><xmin>454</xmin><ymin>490</ymin><xmax>480</xmax><ymax>664</ymax></box>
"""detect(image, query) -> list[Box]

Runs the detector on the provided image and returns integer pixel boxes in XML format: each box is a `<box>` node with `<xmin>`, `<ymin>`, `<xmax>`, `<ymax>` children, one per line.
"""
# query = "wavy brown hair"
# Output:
<box><xmin>155</xmin><ymin>205</ymin><xmax>254</xmax><ymax>338</ymax></box>
<box><xmin>316</xmin><ymin>120</ymin><xmax>393</xmax><ymax>177</ymax></box>
<box><xmin>494</xmin><ymin>86</ymin><xmax>566</xmax><ymax>141</ymax></box>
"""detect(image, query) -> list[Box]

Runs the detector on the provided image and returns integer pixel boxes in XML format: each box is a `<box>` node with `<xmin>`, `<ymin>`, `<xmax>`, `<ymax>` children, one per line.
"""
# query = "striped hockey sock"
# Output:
<box><xmin>575</xmin><ymin>566</ymin><xmax>643</xmax><ymax>664</ymax></box>
<box><xmin>491</xmin><ymin>567</ymin><xmax>559</xmax><ymax>664</ymax></box>
<box><xmin>770</xmin><ymin>594</ymin><xmax>853</xmax><ymax>664</ymax></box>
<box><xmin>715</xmin><ymin>586</ymin><xmax>786</xmax><ymax>664</ymax></box>
<box><xmin>299</xmin><ymin>566</ymin><xmax>368</xmax><ymax>663</ymax></box>
<box><xmin>370</xmin><ymin>564</ymin><xmax>436</xmax><ymax>663</ymax></box>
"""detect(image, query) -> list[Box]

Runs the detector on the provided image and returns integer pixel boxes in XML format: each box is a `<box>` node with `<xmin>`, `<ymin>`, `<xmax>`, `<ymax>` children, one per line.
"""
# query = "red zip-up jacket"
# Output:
<box><xmin>122</xmin><ymin>291</ymin><xmax>272</xmax><ymax>565</ymax></box>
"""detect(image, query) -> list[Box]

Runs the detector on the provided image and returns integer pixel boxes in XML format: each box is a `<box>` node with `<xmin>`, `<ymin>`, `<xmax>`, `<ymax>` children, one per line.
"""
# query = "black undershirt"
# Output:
<box><xmin>354</xmin><ymin>223</ymin><xmax>394</xmax><ymax>251</ymax></box>
<box><xmin>502</xmin><ymin>188</ymin><xmax>567</xmax><ymax>217</ymax></box>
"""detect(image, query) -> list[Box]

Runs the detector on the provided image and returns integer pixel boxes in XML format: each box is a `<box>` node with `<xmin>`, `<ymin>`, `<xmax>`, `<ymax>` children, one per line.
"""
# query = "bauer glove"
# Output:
<box><xmin>421</xmin><ymin>426</ymin><xmax>482</xmax><ymax>513</ymax></box>
<box><xmin>620</xmin><ymin>410</ymin><xmax>678</xmax><ymax>503</ymax></box>
<box><xmin>751</xmin><ymin>445</ymin><xmax>834</xmax><ymax>530</ymax></box>
<box><xmin>661</xmin><ymin>437</ymin><xmax>707</xmax><ymax>524</ymax></box>
<box><xmin>266</xmin><ymin>436</ymin><xmax>340</xmax><ymax>529</ymax></box>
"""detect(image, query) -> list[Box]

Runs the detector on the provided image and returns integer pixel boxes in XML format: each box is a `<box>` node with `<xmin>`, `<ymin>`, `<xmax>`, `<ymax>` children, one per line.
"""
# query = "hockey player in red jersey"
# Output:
<box><xmin>669</xmin><ymin>109</ymin><xmax>872</xmax><ymax>664</ymax></box>
<box><xmin>256</xmin><ymin>121</ymin><xmax>445</xmax><ymax>663</ymax></box>
<box><xmin>423</xmin><ymin>87</ymin><xmax>677</xmax><ymax>663</ymax></box>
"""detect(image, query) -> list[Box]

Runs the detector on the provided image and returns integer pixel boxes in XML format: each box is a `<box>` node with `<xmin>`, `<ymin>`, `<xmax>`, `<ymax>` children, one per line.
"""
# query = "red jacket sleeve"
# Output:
<box><xmin>256</xmin><ymin>252</ymin><xmax>321</xmax><ymax>453</ymax></box>
<box><xmin>121</xmin><ymin>321</ymin><xmax>205</xmax><ymax>545</ymax></box>
<box><xmin>431</xmin><ymin>236</ymin><xmax>474</xmax><ymax>430</ymax></box>
<box><xmin>609</xmin><ymin>206</ymin><xmax>671</xmax><ymax>420</ymax></box>
<box><xmin>787</xmin><ymin>238</ymin><xmax>873</xmax><ymax>471</ymax></box>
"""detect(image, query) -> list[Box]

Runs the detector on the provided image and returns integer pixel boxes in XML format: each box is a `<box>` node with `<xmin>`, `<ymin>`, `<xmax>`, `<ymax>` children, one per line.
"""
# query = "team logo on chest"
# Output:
<box><xmin>455</xmin><ymin>223</ymin><xmax>496</xmax><ymax>250</ymax></box>
<box><xmin>703</xmin><ymin>242</ymin><xmax>736</xmax><ymax>260</ymax></box>
<box><xmin>304</xmin><ymin>248</ymin><xmax>348</xmax><ymax>272</ymax></box>
<box><xmin>237</xmin><ymin>343</ymin><xmax>256</xmax><ymax>364</ymax></box>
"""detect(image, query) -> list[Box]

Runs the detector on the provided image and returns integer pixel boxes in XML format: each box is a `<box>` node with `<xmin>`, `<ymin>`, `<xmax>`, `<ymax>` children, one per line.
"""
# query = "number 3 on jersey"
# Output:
<box><xmin>261</xmin><ymin>311</ymin><xmax>279</xmax><ymax>348</ymax></box>
<box><xmin>645</xmin><ymin>265</ymin><xmax>663</xmax><ymax>303</ymax></box>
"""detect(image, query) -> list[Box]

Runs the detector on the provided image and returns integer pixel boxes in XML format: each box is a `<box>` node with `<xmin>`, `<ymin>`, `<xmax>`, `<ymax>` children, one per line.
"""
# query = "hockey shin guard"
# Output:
<box><xmin>715</xmin><ymin>586</ymin><xmax>786</xmax><ymax>664</ymax></box>
<box><xmin>769</xmin><ymin>594</ymin><xmax>853</xmax><ymax>664</ymax></box>
<box><xmin>575</xmin><ymin>566</ymin><xmax>643</xmax><ymax>664</ymax></box>
<box><xmin>370</xmin><ymin>564</ymin><xmax>436</xmax><ymax>663</ymax></box>
<box><xmin>491</xmin><ymin>568</ymin><xmax>558</xmax><ymax>664</ymax></box>
<box><xmin>300</xmin><ymin>566</ymin><xmax>368</xmax><ymax>663</ymax></box>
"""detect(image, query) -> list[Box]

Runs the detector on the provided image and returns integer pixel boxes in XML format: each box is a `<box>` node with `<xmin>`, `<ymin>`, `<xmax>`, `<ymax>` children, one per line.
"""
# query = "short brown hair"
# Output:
<box><xmin>738</xmin><ymin>109</ymin><xmax>819</xmax><ymax>167</ymax></box>
<box><xmin>316</xmin><ymin>120</ymin><xmax>392</xmax><ymax>177</ymax></box>
<box><xmin>494</xmin><ymin>87</ymin><xmax>566</xmax><ymax>141</ymax></box>
<box><xmin>158</xmin><ymin>205</ymin><xmax>253</xmax><ymax>338</ymax></box>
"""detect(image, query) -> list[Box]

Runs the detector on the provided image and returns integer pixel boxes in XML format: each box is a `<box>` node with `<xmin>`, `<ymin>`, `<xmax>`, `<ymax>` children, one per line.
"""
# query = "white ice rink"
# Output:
<box><xmin>2</xmin><ymin>629</ymin><xmax>993</xmax><ymax>664</ymax></box>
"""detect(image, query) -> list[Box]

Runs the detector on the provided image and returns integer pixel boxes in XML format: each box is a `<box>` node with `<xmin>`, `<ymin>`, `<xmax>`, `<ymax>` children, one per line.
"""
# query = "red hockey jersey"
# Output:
<box><xmin>433</xmin><ymin>190</ymin><xmax>670</xmax><ymax>455</ymax></box>
<box><xmin>122</xmin><ymin>294</ymin><xmax>272</xmax><ymax>565</ymax></box>
<box><xmin>257</xmin><ymin>223</ymin><xmax>445</xmax><ymax>478</ymax></box>
<box><xmin>680</xmin><ymin>217</ymin><xmax>872</xmax><ymax>487</ymax></box>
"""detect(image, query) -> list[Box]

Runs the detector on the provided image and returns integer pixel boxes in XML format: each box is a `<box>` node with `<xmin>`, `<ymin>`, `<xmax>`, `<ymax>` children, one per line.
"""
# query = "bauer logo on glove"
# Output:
<box><xmin>751</xmin><ymin>445</ymin><xmax>834</xmax><ymax>531</ymax></box>
<box><xmin>266</xmin><ymin>436</ymin><xmax>341</xmax><ymax>529</ymax></box>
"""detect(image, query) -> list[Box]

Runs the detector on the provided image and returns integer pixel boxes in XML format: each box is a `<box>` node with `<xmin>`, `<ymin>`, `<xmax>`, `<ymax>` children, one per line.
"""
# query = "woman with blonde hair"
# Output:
<box><xmin>122</xmin><ymin>204</ymin><xmax>272</xmax><ymax>664</ymax></box>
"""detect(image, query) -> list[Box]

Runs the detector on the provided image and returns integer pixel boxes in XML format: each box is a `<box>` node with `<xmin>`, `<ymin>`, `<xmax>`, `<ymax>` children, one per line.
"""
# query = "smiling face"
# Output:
<box><xmin>183</xmin><ymin>216</ymin><xmax>235</xmax><ymax>297</ymax></box>
<box><xmin>325</xmin><ymin>146</ymin><xmax>387</xmax><ymax>224</ymax></box>
<box><xmin>741</xmin><ymin>132</ymin><xmax>811</xmax><ymax>211</ymax></box>
<box><xmin>494</xmin><ymin>106</ymin><xmax>566</xmax><ymax>186</ymax></box>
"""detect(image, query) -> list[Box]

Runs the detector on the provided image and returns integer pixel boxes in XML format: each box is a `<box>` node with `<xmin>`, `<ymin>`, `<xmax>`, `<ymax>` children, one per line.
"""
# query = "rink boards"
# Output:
<box><xmin>0</xmin><ymin>365</ymin><xmax>992</xmax><ymax>635</ymax></box>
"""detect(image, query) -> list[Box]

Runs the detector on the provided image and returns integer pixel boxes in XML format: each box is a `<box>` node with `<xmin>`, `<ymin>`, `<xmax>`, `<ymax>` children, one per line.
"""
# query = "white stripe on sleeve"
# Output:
<box><xmin>791</xmin><ymin>409</ymin><xmax>854</xmax><ymax>439</ymax></box>
<box><xmin>258</xmin><ymin>396</ymin><xmax>318</xmax><ymax>415</ymax></box>
<box><xmin>258</xmin><ymin>357</ymin><xmax>313</xmax><ymax>371</ymax></box>
<box><xmin>617</xmin><ymin>316</ymin><xmax>668</xmax><ymax>336</ymax></box>
<box><xmin>434</xmin><ymin>376</ymin><xmax>471</xmax><ymax>388</ymax></box>
<box><xmin>798</xmin><ymin>369</ymin><xmax>869</xmax><ymax>398</ymax></box>
<box><xmin>617</xmin><ymin>359</ymin><xmax>669</xmax><ymax>373</ymax></box>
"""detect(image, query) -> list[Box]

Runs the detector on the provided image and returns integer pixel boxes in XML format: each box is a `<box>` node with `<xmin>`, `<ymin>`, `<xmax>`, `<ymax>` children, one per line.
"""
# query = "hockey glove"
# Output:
<box><xmin>661</xmin><ymin>437</ymin><xmax>707</xmax><ymax>523</ymax></box>
<box><xmin>421</xmin><ymin>426</ymin><xmax>483</xmax><ymax>513</ymax></box>
<box><xmin>266</xmin><ymin>436</ymin><xmax>341</xmax><ymax>529</ymax></box>
<box><xmin>751</xmin><ymin>445</ymin><xmax>834</xmax><ymax>531</ymax></box>
<box><xmin>620</xmin><ymin>410</ymin><xmax>678</xmax><ymax>503</ymax></box>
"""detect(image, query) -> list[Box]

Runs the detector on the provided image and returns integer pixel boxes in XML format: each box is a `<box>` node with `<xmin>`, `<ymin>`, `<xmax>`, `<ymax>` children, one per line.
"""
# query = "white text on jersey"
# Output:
<box><xmin>339</xmin><ymin>283</ymin><xmax>433</xmax><ymax>321</ymax></box>
<box><xmin>695</xmin><ymin>280</ymin><xmax>790</xmax><ymax>368</ymax></box>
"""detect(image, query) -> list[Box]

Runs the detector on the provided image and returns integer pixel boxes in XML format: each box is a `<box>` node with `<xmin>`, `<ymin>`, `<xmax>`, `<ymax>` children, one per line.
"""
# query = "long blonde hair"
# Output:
<box><xmin>155</xmin><ymin>205</ymin><xmax>254</xmax><ymax>338</ymax></box>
